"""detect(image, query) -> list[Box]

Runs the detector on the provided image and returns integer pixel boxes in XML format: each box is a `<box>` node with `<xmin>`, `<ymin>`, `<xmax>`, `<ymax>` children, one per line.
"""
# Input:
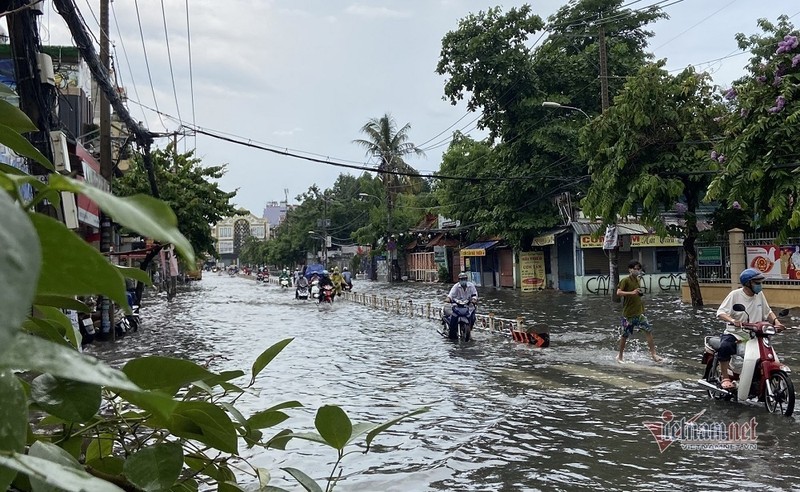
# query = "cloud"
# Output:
<box><xmin>273</xmin><ymin>127</ymin><xmax>304</xmax><ymax>137</ymax></box>
<box><xmin>345</xmin><ymin>4</ymin><xmax>412</xmax><ymax>19</ymax></box>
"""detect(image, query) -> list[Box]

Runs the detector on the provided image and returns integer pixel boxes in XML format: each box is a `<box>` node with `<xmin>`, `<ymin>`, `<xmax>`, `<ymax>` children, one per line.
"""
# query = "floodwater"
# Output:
<box><xmin>89</xmin><ymin>274</ymin><xmax>800</xmax><ymax>491</ymax></box>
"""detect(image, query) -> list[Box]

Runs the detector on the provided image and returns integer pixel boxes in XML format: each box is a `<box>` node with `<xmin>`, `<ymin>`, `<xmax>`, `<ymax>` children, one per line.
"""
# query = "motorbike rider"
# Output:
<box><xmin>331</xmin><ymin>266</ymin><xmax>344</xmax><ymax>295</ymax></box>
<box><xmin>342</xmin><ymin>266</ymin><xmax>353</xmax><ymax>290</ymax></box>
<box><xmin>445</xmin><ymin>272</ymin><xmax>478</xmax><ymax>339</ymax></box>
<box><xmin>318</xmin><ymin>269</ymin><xmax>335</xmax><ymax>302</ymax></box>
<box><xmin>716</xmin><ymin>268</ymin><xmax>785</xmax><ymax>389</ymax></box>
<box><xmin>279</xmin><ymin>268</ymin><xmax>291</xmax><ymax>286</ymax></box>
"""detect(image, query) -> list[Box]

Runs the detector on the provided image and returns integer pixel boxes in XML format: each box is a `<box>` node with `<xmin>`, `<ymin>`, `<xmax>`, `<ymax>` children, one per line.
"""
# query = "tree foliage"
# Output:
<box><xmin>707</xmin><ymin>16</ymin><xmax>800</xmax><ymax>239</ymax></box>
<box><xmin>579</xmin><ymin>63</ymin><xmax>726</xmax><ymax>305</ymax></box>
<box><xmin>113</xmin><ymin>144</ymin><xmax>238</xmax><ymax>259</ymax></box>
<box><xmin>434</xmin><ymin>1</ymin><xmax>665</xmax><ymax>248</ymax></box>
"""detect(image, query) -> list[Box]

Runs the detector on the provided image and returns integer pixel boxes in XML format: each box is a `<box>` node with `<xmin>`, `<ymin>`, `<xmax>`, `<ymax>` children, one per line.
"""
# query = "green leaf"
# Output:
<box><xmin>0</xmin><ymin>189</ymin><xmax>40</xmax><ymax>360</ymax></box>
<box><xmin>122</xmin><ymin>357</ymin><xmax>215</xmax><ymax>395</ymax></box>
<box><xmin>365</xmin><ymin>407</ymin><xmax>429</xmax><ymax>450</ymax></box>
<box><xmin>247</xmin><ymin>410</ymin><xmax>289</xmax><ymax>430</ymax></box>
<box><xmin>0</xmin><ymin>370</ymin><xmax>26</xmax><ymax>491</ymax></box>
<box><xmin>83</xmin><ymin>433</ymin><xmax>114</xmax><ymax>464</ymax></box>
<box><xmin>264</xmin><ymin>429</ymin><xmax>294</xmax><ymax>450</ymax></box>
<box><xmin>168</xmin><ymin>401</ymin><xmax>238</xmax><ymax>454</ymax></box>
<box><xmin>31</xmin><ymin>213</ymin><xmax>129</xmax><ymax>311</ymax></box>
<box><xmin>85</xmin><ymin>456</ymin><xmax>124</xmax><ymax>477</ymax></box>
<box><xmin>0</xmin><ymin>124</ymin><xmax>53</xmax><ymax>170</ymax></box>
<box><xmin>0</xmin><ymin>99</ymin><xmax>37</xmax><ymax>133</ymax></box>
<box><xmin>21</xmin><ymin>318</ymin><xmax>71</xmax><ymax>347</ymax></box>
<box><xmin>250</xmin><ymin>338</ymin><xmax>293</xmax><ymax>386</ymax></box>
<box><xmin>33</xmin><ymin>306</ymin><xmax>80</xmax><ymax>349</ymax></box>
<box><xmin>203</xmin><ymin>370</ymin><xmax>246</xmax><ymax>388</ymax></box>
<box><xmin>0</xmin><ymin>452</ymin><xmax>124</xmax><ymax>492</ymax></box>
<box><xmin>0</xmin><ymin>333</ymin><xmax>141</xmax><ymax>392</ymax></box>
<box><xmin>50</xmin><ymin>175</ymin><xmax>194</xmax><ymax>265</ymax></box>
<box><xmin>314</xmin><ymin>405</ymin><xmax>352</xmax><ymax>450</ymax></box>
<box><xmin>115</xmin><ymin>265</ymin><xmax>152</xmax><ymax>286</ymax></box>
<box><xmin>29</xmin><ymin>440</ymin><xmax>82</xmax><ymax>492</ymax></box>
<box><xmin>218</xmin><ymin>482</ymin><xmax>246</xmax><ymax>492</ymax></box>
<box><xmin>33</xmin><ymin>295</ymin><xmax>90</xmax><ymax>313</ymax></box>
<box><xmin>29</xmin><ymin>374</ymin><xmax>101</xmax><ymax>423</ymax></box>
<box><xmin>123</xmin><ymin>442</ymin><xmax>183</xmax><ymax>492</ymax></box>
<box><xmin>281</xmin><ymin>467</ymin><xmax>323</xmax><ymax>492</ymax></box>
<box><xmin>117</xmin><ymin>390</ymin><xmax>178</xmax><ymax>422</ymax></box>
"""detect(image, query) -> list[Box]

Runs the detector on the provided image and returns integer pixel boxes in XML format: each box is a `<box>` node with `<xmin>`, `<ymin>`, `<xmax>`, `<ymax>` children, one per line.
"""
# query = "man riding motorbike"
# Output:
<box><xmin>279</xmin><ymin>268</ymin><xmax>291</xmax><ymax>287</ymax></box>
<box><xmin>715</xmin><ymin>268</ymin><xmax>785</xmax><ymax>389</ymax></box>
<box><xmin>318</xmin><ymin>270</ymin><xmax>335</xmax><ymax>303</ymax></box>
<box><xmin>445</xmin><ymin>272</ymin><xmax>478</xmax><ymax>340</ymax></box>
<box><xmin>342</xmin><ymin>266</ymin><xmax>353</xmax><ymax>290</ymax></box>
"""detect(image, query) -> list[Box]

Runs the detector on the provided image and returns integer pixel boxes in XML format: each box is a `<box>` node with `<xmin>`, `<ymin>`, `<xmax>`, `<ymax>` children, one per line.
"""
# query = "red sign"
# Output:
<box><xmin>74</xmin><ymin>144</ymin><xmax>108</xmax><ymax>228</ymax></box>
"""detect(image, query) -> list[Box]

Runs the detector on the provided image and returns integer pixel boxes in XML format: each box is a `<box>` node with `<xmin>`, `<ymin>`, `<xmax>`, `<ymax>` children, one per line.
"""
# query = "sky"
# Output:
<box><xmin>26</xmin><ymin>0</ymin><xmax>800</xmax><ymax>216</ymax></box>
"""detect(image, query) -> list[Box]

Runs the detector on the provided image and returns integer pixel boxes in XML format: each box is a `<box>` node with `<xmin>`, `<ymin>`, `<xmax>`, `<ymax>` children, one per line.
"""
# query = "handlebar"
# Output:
<box><xmin>730</xmin><ymin>320</ymin><xmax>785</xmax><ymax>334</ymax></box>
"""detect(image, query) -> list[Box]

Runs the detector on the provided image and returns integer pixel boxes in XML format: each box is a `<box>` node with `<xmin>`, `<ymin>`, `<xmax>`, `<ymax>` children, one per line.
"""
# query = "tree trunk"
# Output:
<box><xmin>134</xmin><ymin>244</ymin><xmax>164</xmax><ymax>304</ymax></box>
<box><xmin>684</xmin><ymin>204</ymin><xmax>704</xmax><ymax>306</ymax></box>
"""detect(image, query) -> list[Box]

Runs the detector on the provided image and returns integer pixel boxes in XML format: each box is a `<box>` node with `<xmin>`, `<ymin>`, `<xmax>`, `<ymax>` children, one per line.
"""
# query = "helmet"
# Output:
<box><xmin>322</xmin><ymin>269</ymin><xmax>329</xmax><ymax>276</ymax></box>
<box><xmin>343</xmin><ymin>267</ymin><xmax>348</xmax><ymax>271</ymax></box>
<box><xmin>458</xmin><ymin>272</ymin><xmax>468</xmax><ymax>280</ymax></box>
<box><xmin>740</xmin><ymin>268</ymin><xmax>765</xmax><ymax>285</ymax></box>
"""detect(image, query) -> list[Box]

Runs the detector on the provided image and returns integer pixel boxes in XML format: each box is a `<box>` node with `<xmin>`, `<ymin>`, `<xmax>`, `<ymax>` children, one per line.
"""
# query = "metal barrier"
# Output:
<box><xmin>338</xmin><ymin>291</ymin><xmax>547</xmax><ymax>344</ymax></box>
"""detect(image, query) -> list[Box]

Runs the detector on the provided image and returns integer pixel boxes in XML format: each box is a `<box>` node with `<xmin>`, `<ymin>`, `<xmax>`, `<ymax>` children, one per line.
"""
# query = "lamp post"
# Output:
<box><xmin>542</xmin><ymin>101</ymin><xmax>591</xmax><ymax>120</ymax></box>
<box><xmin>543</xmin><ymin>100</ymin><xmax>619</xmax><ymax>302</ymax></box>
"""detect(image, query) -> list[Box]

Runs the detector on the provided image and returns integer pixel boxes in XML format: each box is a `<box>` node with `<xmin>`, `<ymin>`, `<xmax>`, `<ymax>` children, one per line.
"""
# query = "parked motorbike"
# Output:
<box><xmin>700</xmin><ymin>304</ymin><xmax>794</xmax><ymax>416</ymax></box>
<box><xmin>441</xmin><ymin>299</ymin><xmax>475</xmax><ymax>341</ymax></box>
<box><xmin>319</xmin><ymin>285</ymin><xmax>335</xmax><ymax>304</ymax></box>
<box><xmin>127</xmin><ymin>303</ymin><xmax>140</xmax><ymax>332</ymax></box>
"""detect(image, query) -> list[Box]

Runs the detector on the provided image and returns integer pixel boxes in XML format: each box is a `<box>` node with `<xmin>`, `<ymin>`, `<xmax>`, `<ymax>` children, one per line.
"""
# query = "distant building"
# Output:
<box><xmin>212</xmin><ymin>213</ymin><xmax>269</xmax><ymax>266</ymax></box>
<box><xmin>263</xmin><ymin>200</ymin><xmax>295</xmax><ymax>238</ymax></box>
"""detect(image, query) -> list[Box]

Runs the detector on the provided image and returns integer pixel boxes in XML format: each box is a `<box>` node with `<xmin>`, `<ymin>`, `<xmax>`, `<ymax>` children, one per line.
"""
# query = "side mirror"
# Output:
<box><xmin>778</xmin><ymin>308</ymin><xmax>790</xmax><ymax>317</ymax></box>
<box><xmin>732</xmin><ymin>304</ymin><xmax>746</xmax><ymax>312</ymax></box>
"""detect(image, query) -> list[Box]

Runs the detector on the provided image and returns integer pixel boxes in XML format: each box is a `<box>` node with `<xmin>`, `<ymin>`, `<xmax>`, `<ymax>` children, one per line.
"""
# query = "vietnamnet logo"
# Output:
<box><xmin>643</xmin><ymin>410</ymin><xmax>758</xmax><ymax>452</ymax></box>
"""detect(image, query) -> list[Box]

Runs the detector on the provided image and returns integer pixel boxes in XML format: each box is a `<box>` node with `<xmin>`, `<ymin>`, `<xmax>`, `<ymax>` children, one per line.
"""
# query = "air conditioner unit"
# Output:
<box><xmin>37</xmin><ymin>53</ymin><xmax>55</xmax><ymax>86</ymax></box>
<box><xmin>50</xmin><ymin>131</ymin><xmax>71</xmax><ymax>172</ymax></box>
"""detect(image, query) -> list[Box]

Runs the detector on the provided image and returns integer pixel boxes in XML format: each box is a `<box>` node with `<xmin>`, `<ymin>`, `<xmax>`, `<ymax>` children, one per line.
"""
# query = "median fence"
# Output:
<box><xmin>338</xmin><ymin>291</ymin><xmax>550</xmax><ymax>346</ymax></box>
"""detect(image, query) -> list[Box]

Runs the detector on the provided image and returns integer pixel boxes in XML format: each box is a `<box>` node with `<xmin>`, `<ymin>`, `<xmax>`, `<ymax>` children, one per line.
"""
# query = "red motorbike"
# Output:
<box><xmin>319</xmin><ymin>285</ymin><xmax>335</xmax><ymax>304</ymax></box>
<box><xmin>700</xmin><ymin>305</ymin><xmax>794</xmax><ymax>416</ymax></box>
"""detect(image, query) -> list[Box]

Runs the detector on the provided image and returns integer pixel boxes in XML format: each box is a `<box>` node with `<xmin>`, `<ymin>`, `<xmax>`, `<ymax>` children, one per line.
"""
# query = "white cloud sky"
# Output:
<box><xmin>25</xmin><ymin>0</ymin><xmax>800</xmax><ymax>215</ymax></box>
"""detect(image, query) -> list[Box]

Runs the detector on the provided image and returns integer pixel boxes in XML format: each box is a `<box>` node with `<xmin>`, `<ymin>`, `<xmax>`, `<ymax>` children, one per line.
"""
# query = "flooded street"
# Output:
<box><xmin>89</xmin><ymin>275</ymin><xmax>800</xmax><ymax>491</ymax></box>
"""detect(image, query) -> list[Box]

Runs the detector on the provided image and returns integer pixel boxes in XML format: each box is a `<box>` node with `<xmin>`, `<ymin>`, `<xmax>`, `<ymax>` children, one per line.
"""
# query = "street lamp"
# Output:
<box><xmin>542</xmin><ymin>101</ymin><xmax>590</xmax><ymax>120</ymax></box>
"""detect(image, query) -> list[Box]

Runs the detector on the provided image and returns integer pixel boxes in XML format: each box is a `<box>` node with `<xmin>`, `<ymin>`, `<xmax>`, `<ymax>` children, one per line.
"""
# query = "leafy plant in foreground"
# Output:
<box><xmin>0</xmin><ymin>88</ymin><xmax>426</xmax><ymax>491</ymax></box>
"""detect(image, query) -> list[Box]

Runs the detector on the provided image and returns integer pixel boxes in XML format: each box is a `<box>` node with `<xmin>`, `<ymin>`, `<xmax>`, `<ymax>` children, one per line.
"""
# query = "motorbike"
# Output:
<box><xmin>280</xmin><ymin>277</ymin><xmax>290</xmax><ymax>289</ymax></box>
<box><xmin>319</xmin><ymin>285</ymin><xmax>335</xmax><ymax>304</ymax></box>
<box><xmin>700</xmin><ymin>304</ymin><xmax>794</xmax><ymax>416</ymax></box>
<box><xmin>127</xmin><ymin>303</ymin><xmax>140</xmax><ymax>332</ymax></box>
<box><xmin>342</xmin><ymin>282</ymin><xmax>353</xmax><ymax>292</ymax></box>
<box><xmin>441</xmin><ymin>299</ymin><xmax>475</xmax><ymax>341</ymax></box>
<box><xmin>295</xmin><ymin>278</ymin><xmax>309</xmax><ymax>300</ymax></box>
<box><xmin>310</xmin><ymin>279</ymin><xmax>320</xmax><ymax>300</ymax></box>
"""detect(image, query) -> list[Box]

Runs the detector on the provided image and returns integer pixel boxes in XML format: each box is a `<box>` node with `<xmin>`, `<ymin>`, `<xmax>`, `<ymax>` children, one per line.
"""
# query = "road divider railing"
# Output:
<box><xmin>338</xmin><ymin>291</ymin><xmax>550</xmax><ymax>346</ymax></box>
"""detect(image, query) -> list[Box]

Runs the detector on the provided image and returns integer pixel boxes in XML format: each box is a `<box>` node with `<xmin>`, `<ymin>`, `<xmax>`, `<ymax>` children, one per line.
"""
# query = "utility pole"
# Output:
<box><xmin>599</xmin><ymin>22</ymin><xmax>620</xmax><ymax>303</ymax></box>
<box><xmin>98</xmin><ymin>0</ymin><xmax>117</xmax><ymax>339</ymax></box>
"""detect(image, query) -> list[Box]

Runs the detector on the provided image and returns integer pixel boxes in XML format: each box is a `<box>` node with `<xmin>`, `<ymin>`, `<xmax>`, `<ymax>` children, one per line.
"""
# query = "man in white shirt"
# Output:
<box><xmin>445</xmin><ymin>272</ymin><xmax>478</xmax><ymax>340</ymax></box>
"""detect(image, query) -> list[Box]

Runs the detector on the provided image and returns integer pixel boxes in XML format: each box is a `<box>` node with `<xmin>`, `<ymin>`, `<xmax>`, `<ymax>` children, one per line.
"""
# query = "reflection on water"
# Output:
<box><xmin>89</xmin><ymin>275</ymin><xmax>800</xmax><ymax>491</ymax></box>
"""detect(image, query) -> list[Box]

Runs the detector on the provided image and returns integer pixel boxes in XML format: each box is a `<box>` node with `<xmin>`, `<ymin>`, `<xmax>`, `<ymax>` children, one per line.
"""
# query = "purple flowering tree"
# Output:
<box><xmin>580</xmin><ymin>63</ymin><xmax>725</xmax><ymax>306</ymax></box>
<box><xmin>707</xmin><ymin>16</ymin><xmax>800</xmax><ymax>240</ymax></box>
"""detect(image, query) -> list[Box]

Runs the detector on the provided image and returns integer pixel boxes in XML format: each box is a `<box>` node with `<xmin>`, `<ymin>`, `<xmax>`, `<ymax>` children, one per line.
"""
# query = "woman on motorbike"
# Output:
<box><xmin>331</xmin><ymin>267</ymin><xmax>344</xmax><ymax>295</ymax></box>
<box><xmin>716</xmin><ymin>268</ymin><xmax>785</xmax><ymax>389</ymax></box>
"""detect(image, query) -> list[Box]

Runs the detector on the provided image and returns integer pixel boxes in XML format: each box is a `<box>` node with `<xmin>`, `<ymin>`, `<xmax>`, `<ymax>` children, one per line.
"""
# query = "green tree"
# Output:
<box><xmin>434</xmin><ymin>1</ymin><xmax>665</xmax><ymax>249</ymax></box>
<box><xmin>113</xmin><ymin>144</ymin><xmax>238</xmax><ymax>259</ymax></box>
<box><xmin>352</xmin><ymin>114</ymin><xmax>425</xmax><ymax>242</ymax></box>
<box><xmin>579</xmin><ymin>63</ymin><xmax>725</xmax><ymax>306</ymax></box>
<box><xmin>707</xmin><ymin>16</ymin><xmax>800</xmax><ymax>239</ymax></box>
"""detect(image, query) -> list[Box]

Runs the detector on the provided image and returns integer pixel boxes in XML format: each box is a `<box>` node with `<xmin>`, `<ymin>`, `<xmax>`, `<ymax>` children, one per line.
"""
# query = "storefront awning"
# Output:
<box><xmin>461</xmin><ymin>240</ymin><xmax>499</xmax><ymax>257</ymax></box>
<box><xmin>531</xmin><ymin>227</ymin><xmax>570</xmax><ymax>247</ymax></box>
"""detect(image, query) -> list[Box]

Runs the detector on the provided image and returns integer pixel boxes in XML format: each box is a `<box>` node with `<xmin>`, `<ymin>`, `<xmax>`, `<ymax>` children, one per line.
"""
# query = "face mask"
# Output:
<box><xmin>460</xmin><ymin>281</ymin><xmax>467</xmax><ymax>288</ymax></box>
<box><xmin>752</xmin><ymin>283</ymin><xmax>763</xmax><ymax>294</ymax></box>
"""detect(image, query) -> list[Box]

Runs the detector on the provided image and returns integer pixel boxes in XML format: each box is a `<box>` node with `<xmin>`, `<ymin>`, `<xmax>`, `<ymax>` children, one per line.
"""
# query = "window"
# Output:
<box><xmin>218</xmin><ymin>226</ymin><xmax>233</xmax><ymax>239</ymax></box>
<box><xmin>655</xmin><ymin>250</ymin><xmax>680</xmax><ymax>272</ymax></box>
<box><xmin>251</xmin><ymin>226</ymin><xmax>265</xmax><ymax>238</ymax></box>
<box><xmin>219</xmin><ymin>241</ymin><xmax>234</xmax><ymax>254</ymax></box>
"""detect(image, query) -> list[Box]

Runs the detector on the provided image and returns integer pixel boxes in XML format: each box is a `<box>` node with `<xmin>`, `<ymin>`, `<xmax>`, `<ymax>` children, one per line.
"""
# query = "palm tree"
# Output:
<box><xmin>353</xmin><ymin>113</ymin><xmax>424</xmax><ymax>281</ymax></box>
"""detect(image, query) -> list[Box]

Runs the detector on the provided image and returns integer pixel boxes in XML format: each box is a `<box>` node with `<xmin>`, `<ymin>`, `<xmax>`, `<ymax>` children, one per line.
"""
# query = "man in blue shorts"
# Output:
<box><xmin>616</xmin><ymin>260</ymin><xmax>662</xmax><ymax>363</ymax></box>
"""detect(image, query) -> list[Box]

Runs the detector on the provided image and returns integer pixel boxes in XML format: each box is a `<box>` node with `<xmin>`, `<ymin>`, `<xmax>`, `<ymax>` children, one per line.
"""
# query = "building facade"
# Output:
<box><xmin>212</xmin><ymin>213</ymin><xmax>269</xmax><ymax>266</ymax></box>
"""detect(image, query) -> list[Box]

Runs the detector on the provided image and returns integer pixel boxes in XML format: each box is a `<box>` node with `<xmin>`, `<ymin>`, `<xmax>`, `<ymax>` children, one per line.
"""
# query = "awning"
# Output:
<box><xmin>531</xmin><ymin>227</ymin><xmax>570</xmax><ymax>247</ymax></box>
<box><xmin>461</xmin><ymin>240</ymin><xmax>499</xmax><ymax>257</ymax></box>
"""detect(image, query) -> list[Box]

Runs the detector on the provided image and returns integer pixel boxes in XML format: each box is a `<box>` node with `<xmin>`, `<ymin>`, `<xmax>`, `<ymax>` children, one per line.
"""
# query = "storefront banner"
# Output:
<box><xmin>698</xmin><ymin>246</ymin><xmax>722</xmax><ymax>266</ymax></box>
<box><xmin>746</xmin><ymin>245</ymin><xmax>782</xmax><ymax>279</ymax></box>
<box><xmin>520</xmin><ymin>251</ymin><xmax>546</xmax><ymax>292</ymax></box>
<box><xmin>748</xmin><ymin>245</ymin><xmax>800</xmax><ymax>280</ymax></box>
<box><xmin>630</xmin><ymin>235</ymin><xmax>683</xmax><ymax>247</ymax></box>
<box><xmin>433</xmin><ymin>246</ymin><xmax>448</xmax><ymax>269</ymax></box>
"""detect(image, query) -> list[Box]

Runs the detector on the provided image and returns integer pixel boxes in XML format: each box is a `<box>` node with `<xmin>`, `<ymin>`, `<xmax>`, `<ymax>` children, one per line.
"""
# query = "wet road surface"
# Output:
<box><xmin>88</xmin><ymin>274</ymin><xmax>800</xmax><ymax>491</ymax></box>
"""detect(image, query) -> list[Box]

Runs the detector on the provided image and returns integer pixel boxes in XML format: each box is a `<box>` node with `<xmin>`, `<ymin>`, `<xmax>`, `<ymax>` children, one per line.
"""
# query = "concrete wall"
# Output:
<box><xmin>682</xmin><ymin>283</ymin><xmax>800</xmax><ymax>309</ymax></box>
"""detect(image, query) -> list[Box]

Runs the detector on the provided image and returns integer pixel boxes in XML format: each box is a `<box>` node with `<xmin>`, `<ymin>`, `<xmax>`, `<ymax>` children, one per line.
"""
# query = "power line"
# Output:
<box><xmin>134</xmin><ymin>0</ymin><xmax>167</xmax><ymax>130</ymax></box>
<box><xmin>160</xmin><ymin>0</ymin><xmax>183</xmax><ymax>126</ymax></box>
<box><xmin>111</xmin><ymin>0</ymin><xmax>148</xmax><ymax>124</ymax></box>
<box><xmin>653</xmin><ymin>0</ymin><xmax>738</xmax><ymax>51</ymax></box>
<box><xmin>185</xmin><ymin>0</ymin><xmax>197</xmax><ymax>148</ymax></box>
